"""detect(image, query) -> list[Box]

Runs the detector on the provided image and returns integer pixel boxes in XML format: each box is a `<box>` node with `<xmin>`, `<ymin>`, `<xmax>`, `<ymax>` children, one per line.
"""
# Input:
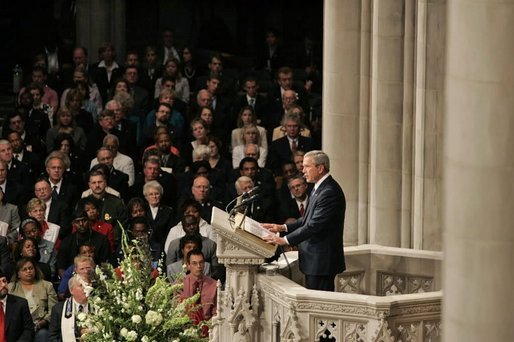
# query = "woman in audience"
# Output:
<box><xmin>14</xmin><ymin>237</ymin><xmax>52</xmax><ymax>281</ymax></box>
<box><xmin>232</xmin><ymin>124</ymin><xmax>268</xmax><ymax>168</ymax></box>
<box><xmin>26</xmin><ymin>82</ymin><xmax>54</xmax><ymax>126</ymax></box>
<box><xmin>198</xmin><ymin>106</ymin><xmax>214</xmax><ymax>134</ymax></box>
<box><xmin>271</xmin><ymin>104</ymin><xmax>311</xmax><ymax>141</ymax></box>
<box><xmin>64</xmin><ymin>87</ymin><xmax>94</xmax><ymax>133</ymax></box>
<box><xmin>155</xmin><ymin>57</ymin><xmax>190</xmax><ymax>103</ymax></box>
<box><xmin>45</xmin><ymin>108</ymin><xmax>87</xmax><ymax>152</ymax></box>
<box><xmin>60</xmin><ymin>66</ymin><xmax>103</xmax><ymax>117</ymax></box>
<box><xmin>8</xmin><ymin>257</ymin><xmax>57</xmax><ymax>342</ymax></box>
<box><xmin>207</xmin><ymin>136</ymin><xmax>231</xmax><ymax>182</ymax></box>
<box><xmin>181</xmin><ymin>46</ymin><xmax>202</xmax><ymax>93</ymax></box>
<box><xmin>127</xmin><ymin>197</ymin><xmax>149</xmax><ymax>220</ymax></box>
<box><xmin>184</xmin><ymin>118</ymin><xmax>209</xmax><ymax>166</ymax></box>
<box><xmin>231</xmin><ymin>105</ymin><xmax>267</xmax><ymax>151</ymax></box>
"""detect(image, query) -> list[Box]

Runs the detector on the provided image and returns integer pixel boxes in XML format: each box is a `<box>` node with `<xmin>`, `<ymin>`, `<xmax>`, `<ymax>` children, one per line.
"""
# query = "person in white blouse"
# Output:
<box><xmin>232</xmin><ymin>125</ymin><xmax>267</xmax><ymax>168</ymax></box>
<box><xmin>231</xmin><ymin>106</ymin><xmax>267</xmax><ymax>152</ymax></box>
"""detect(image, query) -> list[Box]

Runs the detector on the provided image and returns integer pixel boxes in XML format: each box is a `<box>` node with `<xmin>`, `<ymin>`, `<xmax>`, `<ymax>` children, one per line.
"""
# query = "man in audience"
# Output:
<box><xmin>90</xmin><ymin>147</ymin><xmax>129</xmax><ymax>198</ymax></box>
<box><xmin>167</xmin><ymin>233</ymin><xmax>211</xmax><ymax>282</ymax></box>
<box><xmin>33</xmin><ymin>178</ymin><xmax>71</xmax><ymax>238</ymax></box>
<box><xmin>7</xmin><ymin>131</ymin><xmax>42</xmax><ymax>177</ymax></box>
<box><xmin>277</xmin><ymin>175</ymin><xmax>309</xmax><ymax>223</ymax></box>
<box><xmin>91</xmin><ymin>134</ymin><xmax>135</xmax><ymax>187</ymax></box>
<box><xmin>86</xmin><ymin>110</ymin><xmax>121</xmax><ymax>160</ymax></box>
<box><xmin>45</xmin><ymin>152</ymin><xmax>80</xmax><ymax>206</ymax></box>
<box><xmin>180</xmin><ymin>249</ymin><xmax>217</xmax><ymax>321</ymax></box>
<box><xmin>106</xmin><ymin>99</ymin><xmax>138</xmax><ymax>160</ymax></box>
<box><xmin>49</xmin><ymin>275</ymin><xmax>90</xmax><ymax>341</ymax></box>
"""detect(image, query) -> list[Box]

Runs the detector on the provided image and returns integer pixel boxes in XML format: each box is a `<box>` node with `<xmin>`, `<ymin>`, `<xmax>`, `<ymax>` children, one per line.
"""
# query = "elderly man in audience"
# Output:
<box><xmin>90</xmin><ymin>134</ymin><xmax>135</xmax><ymax>187</ymax></box>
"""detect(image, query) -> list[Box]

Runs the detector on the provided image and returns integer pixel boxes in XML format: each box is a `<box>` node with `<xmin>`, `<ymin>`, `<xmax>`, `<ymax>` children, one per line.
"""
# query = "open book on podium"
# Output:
<box><xmin>211</xmin><ymin>206</ymin><xmax>277</xmax><ymax>258</ymax></box>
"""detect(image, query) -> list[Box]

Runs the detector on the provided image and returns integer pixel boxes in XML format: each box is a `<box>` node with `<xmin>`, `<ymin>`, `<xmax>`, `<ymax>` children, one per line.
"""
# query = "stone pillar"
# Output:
<box><xmin>443</xmin><ymin>0</ymin><xmax>514</xmax><ymax>341</ymax></box>
<box><xmin>75</xmin><ymin>0</ymin><xmax>126</xmax><ymax>62</ymax></box>
<box><xmin>323</xmin><ymin>0</ymin><xmax>368</xmax><ymax>246</ymax></box>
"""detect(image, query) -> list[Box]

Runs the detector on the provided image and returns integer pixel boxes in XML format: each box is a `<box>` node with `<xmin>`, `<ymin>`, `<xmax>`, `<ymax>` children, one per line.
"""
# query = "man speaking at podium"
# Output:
<box><xmin>262</xmin><ymin>150</ymin><xmax>346</xmax><ymax>291</ymax></box>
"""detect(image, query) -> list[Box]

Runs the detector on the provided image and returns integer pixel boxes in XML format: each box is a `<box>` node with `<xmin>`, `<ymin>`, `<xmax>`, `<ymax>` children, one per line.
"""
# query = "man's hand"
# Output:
<box><xmin>261</xmin><ymin>223</ymin><xmax>285</xmax><ymax>233</ymax></box>
<box><xmin>263</xmin><ymin>234</ymin><xmax>287</xmax><ymax>246</ymax></box>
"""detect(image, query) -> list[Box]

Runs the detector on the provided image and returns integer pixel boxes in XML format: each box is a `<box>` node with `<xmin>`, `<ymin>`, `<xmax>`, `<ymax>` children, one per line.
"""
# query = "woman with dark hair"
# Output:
<box><xmin>180</xmin><ymin>46</ymin><xmax>203</xmax><ymax>94</ymax></box>
<box><xmin>207</xmin><ymin>136</ymin><xmax>231</xmax><ymax>182</ymax></box>
<box><xmin>45</xmin><ymin>108</ymin><xmax>87</xmax><ymax>152</ymax></box>
<box><xmin>14</xmin><ymin>238</ymin><xmax>52</xmax><ymax>281</ymax></box>
<box><xmin>154</xmin><ymin>57</ymin><xmax>190</xmax><ymax>103</ymax></box>
<box><xmin>52</xmin><ymin>132</ymin><xmax>88</xmax><ymax>175</ymax></box>
<box><xmin>8</xmin><ymin>257</ymin><xmax>57</xmax><ymax>342</ymax></box>
<box><xmin>127</xmin><ymin>197</ymin><xmax>148</xmax><ymax>219</ymax></box>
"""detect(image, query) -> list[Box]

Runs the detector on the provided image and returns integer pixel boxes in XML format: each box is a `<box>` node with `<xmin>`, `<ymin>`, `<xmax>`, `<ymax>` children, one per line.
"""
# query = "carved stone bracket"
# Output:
<box><xmin>280</xmin><ymin>305</ymin><xmax>302</xmax><ymax>342</ymax></box>
<box><xmin>371</xmin><ymin>319</ymin><xmax>395</xmax><ymax>342</ymax></box>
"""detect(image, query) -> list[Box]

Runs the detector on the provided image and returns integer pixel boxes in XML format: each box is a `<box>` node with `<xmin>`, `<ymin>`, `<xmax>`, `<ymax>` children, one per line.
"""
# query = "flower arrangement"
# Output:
<box><xmin>79</xmin><ymin>231</ymin><xmax>208</xmax><ymax>342</ymax></box>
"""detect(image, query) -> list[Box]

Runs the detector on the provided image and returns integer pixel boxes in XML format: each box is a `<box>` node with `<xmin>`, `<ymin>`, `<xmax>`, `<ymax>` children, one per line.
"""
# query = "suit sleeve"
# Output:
<box><xmin>49</xmin><ymin>302</ymin><xmax>63</xmax><ymax>342</ymax></box>
<box><xmin>18</xmin><ymin>298</ymin><xmax>35</xmax><ymax>342</ymax></box>
<box><xmin>286</xmin><ymin>187</ymin><xmax>341</xmax><ymax>246</ymax></box>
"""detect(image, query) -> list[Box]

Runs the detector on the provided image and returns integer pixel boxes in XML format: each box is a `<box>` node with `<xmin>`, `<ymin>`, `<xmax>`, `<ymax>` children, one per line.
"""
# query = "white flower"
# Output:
<box><xmin>145</xmin><ymin>310</ymin><xmax>163</xmax><ymax>326</ymax></box>
<box><xmin>126</xmin><ymin>330</ymin><xmax>138</xmax><ymax>341</ymax></box>
<box><xmin>131</xmin><ymin>315</ymin><xmax>142</xmax><ymax>324</ymax></box>
<box><xmin>141</xmin><ymin>336</ymin><xmax>149</xmax><ymax>342</ymax></box>
<box><xmin>120</xmin><ymin>327</ymin><xmax>128</xmax><ymax>337</ymax></box>
<box><xmin>77</xmin><ymin>312</ymin><xmax>87</xmax><ymax>321</ymax></box>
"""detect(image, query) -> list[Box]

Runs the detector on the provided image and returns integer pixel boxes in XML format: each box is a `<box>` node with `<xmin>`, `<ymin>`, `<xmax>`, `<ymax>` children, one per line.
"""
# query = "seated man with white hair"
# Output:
<box><xmin>90</xmin><ymin>134</ymin><xmax>135</xmax><ymax>186</ymax></box>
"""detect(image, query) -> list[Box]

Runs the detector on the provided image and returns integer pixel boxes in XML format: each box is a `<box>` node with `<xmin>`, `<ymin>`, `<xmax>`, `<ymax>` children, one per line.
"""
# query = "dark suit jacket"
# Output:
<box><xmin>47</xmin><ymin>199</ymin><xmax>71</xmax><ymax>239</ymax></box>
<box><xmin>268</xmin><ymin>135</ymin><xmax>313</xmax><ymax>173</ymax></box>
<box><xmin>53</xmin><ymin>176</ymin><xmax>81</xmax><ymax>209</ymax></box>
<box><xmin>48</xmin><ymin>300</ymin><xmax>65</xmax><ymax>342</ymax></box>
<box><xmin>91</xmin><ymin>64</ymin><xmax>124</xmax><ymax>103</ymax></box>
<box><xmin>116</xmin><ymin>119</ymin><xmax>138</xmax><ymax>160</ymax></box>
<box><xmin>285</xmin><ymin>175</ymin><xmax>346</xmax><ymax>276</ymax></box>
<box><xmin>20</xmin><ymin>149</ymin><xmax>42</xmax><ymax>178</ymax></box>
<box><xmin>277</xmin><ymin>196</ymin><xmax>302</xmax><ymax>223</ymax></box>
<box><xmin>232</xmin><ymin>94</ymin><xmax>268</xmax><ymax>121</ymax></box>
<box><xmin>3</xmin><ymin>180</ymin><xmax>26</xmax><ymax>206</ymax></box>
<box><xmin>107</xmin><ymin>168</ymin><xmax>129</xmax><ymax>199</ymax></box>
<box><xmin>0</xmin><ymin>236</ymin><xmax>13</xmax><ymax>280</ymax></box>
<box><xmin>147</xmin><ymin>205</ymin><xmax>175</xmax><ymax>260</ymax></box>
<box><xmin>5</xmin><ymin>294</ymin><xmax>34</xmax><ymax>342</ymax></box>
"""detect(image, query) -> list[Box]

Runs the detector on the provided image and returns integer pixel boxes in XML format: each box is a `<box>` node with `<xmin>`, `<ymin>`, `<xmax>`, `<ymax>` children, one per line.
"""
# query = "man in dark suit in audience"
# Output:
<box><xmin>268</xmin><ymin>112</ymin><xmax>313</xmax><ymax>173</ymax></box>
<box><xmin>0</xmin><ymin>270</ymin><xmax>34</xmax><ymax>341</ymax></box>
<box><xmin>277</xmin><ymin>175</ymin><xmax>309</xmax><ymax>223</ymax></box>
<box><xmin>7</xmin><ymin>131</ymin><xmax>42</xmax><ymax>177</ymax></box>
<box><xmin>45</xmin><ymin>153</ymin><xmax>80</xmax><ymax>208</ymax></box>
<box><xmin>232</xmin><ymin>77</ymin><xmax>268</xmax><ymax>122</ymax></box>
<box><xmin>33</xmin><ymin>178</ymin><xmax>71</xmax><ymax>238</ymax></box>
<box><xmin>263</xmin><ymin>151</ymin><xmax>346</xmax><ymax>292</ymax></box>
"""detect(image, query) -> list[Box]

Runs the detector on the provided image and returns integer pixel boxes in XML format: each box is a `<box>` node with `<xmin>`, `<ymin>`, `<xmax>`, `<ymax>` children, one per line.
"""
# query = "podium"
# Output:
<box><xmin>210</xmin><ymin>207</ymin><xmax>276</xmax><ymax>342</ymax></box>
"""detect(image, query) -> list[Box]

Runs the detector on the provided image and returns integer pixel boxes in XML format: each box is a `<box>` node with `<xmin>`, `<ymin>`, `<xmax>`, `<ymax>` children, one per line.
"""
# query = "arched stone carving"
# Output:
<box><xmin>280</xmin><ymin>306</ymin><xmax>301</xmax><ymax>342</ymax></box>
<box><xmin>371</xmin><ymin>320</ymin><xmax>395</xmax><ymax>342</ymax></box>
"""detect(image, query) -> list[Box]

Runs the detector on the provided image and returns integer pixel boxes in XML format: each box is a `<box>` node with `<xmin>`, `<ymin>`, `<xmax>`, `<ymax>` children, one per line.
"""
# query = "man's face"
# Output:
<box><xmin>240</xmin><ymin>161</ymin><xmax>258</xmax><ymax>179</ymax></box>
<box><xmin>278</xmin><ymin>72</ymin><xmax>293</xmax><ymax>90</ymax></box>
<box><xmin>73</xmin><ymin>48</ymin><xmax>88</xmax><ymax>66</ymax></box>
<box><xmin>75</xmin><ymin>260</ymin><xmax>93</xmax><ymax>278</ymax></box>
<box><xmin>156</xmin><ymin>105</ymin><xmax>171</xmax><ymax>123</ymax></box>
<box><xmin>88</xmin><ymin>175</ymin><xmax>107</xmax><ymax>196</ymax></box>
<box><xmin>238</xmin><ymin>180</ymin><xmax>253</xmax><ymax>195</ymax></box>
<box><xmin>209</xmin><ymin>57</ymin><xmax>222</xmax><ymax>73</ymax></box>
<box><xmin>157</xmin><ymin>134</ymin><xmax>171</xmax><ymax>152</ymax></box>
<box><xmin>183</xmin><ymin>216</ymin><xmax>200</xmax><ymax>235</ymax></box>
<box><xmin>162</xmin><ymin>30</ymin><xmax>174</xmax><ymax>47</ymax></box>
<box><xmin>184</xmin><ymin>206</ymin><xmax>201</xmax><ymax>220</ymax></box>
<box><xmin>73</xmin><ymin>71</ymin><xmax>86</xmax><ymax>83</ymax></box>
<box><xmin>99</xmin><ymin>115</ymin><xmax>114</xmax><ymax>131</ymax></box>
<box><xmin>70</xmin><ymin>281</ymin><xmax>87</xmax><ymax>303</ymax></box>
<box><xmin>32</xmin><ymin>71</ymin><xmax>45</xmax><ymax>85</ymax></box>
<box><xmin>125</xmin><ymin>68</ymin><xmax>138</xmax><ymax>85</ymax></box>
<box><xmin>187</xmin><ymin>254</ymin><xmax>205</xmax><ymax>278</ymax></box>
<box><xmin>143</xmin><ymin>162</ymin><xmax>160</xmax><ymax>181</ymax></box>
<box><xmin>285</xmin><ymin>119</ymin><xmax>300</xmax><ymax>138</ymax></box>
<box><xmin>130</xmin><ymin>223</ymin><xmax>148</xmax><ymax>242</ymax></box>
<box><xmin>282</xmin><ymin>163</ymin><xmax>297</xmax><ymax>179</ymax></box>
<box><xmin>244</xmin><ymin>145</ymin><xmax>259</xmax><ymax>160</ymax></box>
<box><xmin>9</xmin><ymin>115</ymin><xmax>24</xmax><ymax>134</ymax></box>
<box><xmin>294</xmin><ymin>155</ymin><xmax>304</xmax><ymax>172</ymax></box>
<box><xmin>182</xmin><ymin>242</ymin><xmax>198</xmax><ymax>260</ymax></box>
<box><xmin>47</xmin><ymin>158</ymin><xmax>64</xmax><ymax>182</ymax></box>
<box><xmin>192</xmin><ymin>177</ymin><xmax>209</xmax><ymax>202</ymax></box>
<box><xmin>126</xmin><ymin>53</ymin><xmax>139</xmax><ymax>66</ymax></box>
<box><xmin>244</xmin><ymin>80</ymin><xmax>258</xmax><ymax>97</ymax></box>
<box><xmin>7</xmin><ymin>132</ymin><xmax>23</xmax><ymax>153</ymax></box>
<box><xmin>0</xmin><ymin>276</ymin><xmax>8</xmax><ymax>299</ymax></box>
<box><xmin>197</xmin><ymin>91</ymin><xmax>212</xmax><ymax>107</ymax></box>
<box><xmin>73</xmin><ymin>217</ymin><xmax>89</xmax><ymax>234</ymax></box>
<box><xmin>20</xmin><ymin>92</ymin><xmax>33</xmax><ymax>108</ymax></box>
<box><xmin>289</xmin><ymin>178</ymin><xmax>308</xmax><ymax>200</ymax></box>
<box><xmin>97</xmin><ymin>150</ymin><xmax>114</xmax><ymax>168</ymax></box>
<box><xmin>206</xmin><ymin>79</ymin><xmax>220</xmax><ymax>95</ymax></box>
<box><xmin>162</xmin><ymin>80</ymin><xmax>175</xmax><ymax>93</ymax></box>
<box><xmin>34</xmin><ymin>181</ymin><xmax>52</xmax><ymax>201</ymax></box>
<box><xmin>302</xmin><ymin>156</ymin><xmax>323</xmax><ymax>183</ymax></box>
<box><xmin>104</xmin><ymin>138</ymin><xmax>119</xmax><ymax>156</ymax></box>
<box><xmin>106</xmin><ymin>102</ymin><xmax>123</xmax><ymax>123</ymax></box>
<box><xmin>282</xmin><ymin>91</ymin><xmax>296</xmax><ymax>109</ymax></box>
<box><xmin>0</xmin><ymin>143</ymin><xmax>13</xmax><ymax>163</ymax></box>
<box><xmin>29</xmin><ymin>89</ymin><xmax>42</xmax><ymax>105</ymax></box>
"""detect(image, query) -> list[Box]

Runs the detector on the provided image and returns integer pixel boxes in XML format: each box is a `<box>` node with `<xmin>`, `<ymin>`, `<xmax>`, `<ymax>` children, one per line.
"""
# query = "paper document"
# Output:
<box><xmin>242</xmin><ymin>215</ymin><xmax>274</xmax><ymax>238</ymax></box>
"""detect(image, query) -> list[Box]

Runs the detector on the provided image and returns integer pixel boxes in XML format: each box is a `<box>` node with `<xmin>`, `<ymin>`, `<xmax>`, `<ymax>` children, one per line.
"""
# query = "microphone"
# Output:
<box><xmin>233</xmin><ymin>193</ymin><xmax>261</xmax><ymax>210</ymax></box>
<box><xmin>241</xmin><ymin>186</ymin><xmax>260</xmax><ymax>198</ymax></box>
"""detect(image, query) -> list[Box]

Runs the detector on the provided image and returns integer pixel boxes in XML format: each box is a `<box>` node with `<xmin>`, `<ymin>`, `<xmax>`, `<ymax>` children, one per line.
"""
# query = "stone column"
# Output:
<box><xmin>443</xmin><ymin>0</ymin><xmax>514</xmax><ymax>341</ymax></box>
<box><xmin>323</xmin><ymin>0</ymin><xmax>368</xmax><ymax>246</ymax></box>
<box><xmin>75</xmin><ymin>0</ymin><xmax>126</xmax><ymax>62</ymax></box>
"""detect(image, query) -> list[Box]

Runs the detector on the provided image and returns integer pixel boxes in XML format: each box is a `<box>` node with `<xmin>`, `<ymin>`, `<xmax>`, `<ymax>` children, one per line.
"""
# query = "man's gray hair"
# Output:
<box><xmin>305</xmin><ymin>150</ymin><xmax>330</xmax><ymax>172</ymax></box>
<box><xmin>235</xmin><ymin>176</ymin><xmax>254</xmax><ymax>194</ymax></box>
<box><xmin>103</xmin><ymin>134</ymin><xmax>119</xmax><ymax>146</ymax></box>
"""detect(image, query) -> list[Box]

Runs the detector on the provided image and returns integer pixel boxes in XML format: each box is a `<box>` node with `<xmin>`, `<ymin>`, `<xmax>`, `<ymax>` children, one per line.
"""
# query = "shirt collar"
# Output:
<box><xmin>314</xmin><ymin>173</ymin><xmax>330</xmax><ymax>192</ymax></box>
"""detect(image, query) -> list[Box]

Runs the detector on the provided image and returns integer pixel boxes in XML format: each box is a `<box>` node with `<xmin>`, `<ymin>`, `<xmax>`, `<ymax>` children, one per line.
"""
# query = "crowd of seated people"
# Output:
<box><xmin>0</xmin><ymin>26</ymin><xmax>322</xmax><ymax>339</ymax></box>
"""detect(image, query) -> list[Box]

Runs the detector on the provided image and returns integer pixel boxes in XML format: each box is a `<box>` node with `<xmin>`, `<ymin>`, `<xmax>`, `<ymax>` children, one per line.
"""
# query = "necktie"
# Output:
<box><xmin>291</xmin><ymin>140</ymin><xmax>297</xmax><ymax>153</ymax></box>
<box><xmin>299</xmin><ymin>203</ymin><xmax>305</xmax><ymax>217</ymax></box>
<box><xmin>249</xmin><ymin>98</ymin><xmax>255</xmax><ymax>108</ymax></box>
<box><xmin>193</xmin><ymin>281</ymin><xmax>201</xmax><ymax>304</ymax></box>
<box><xmin>78</xmin><ymin>305</ymin><xmax>84</xmax><ymax>313</ymax></box>
<box><xmin>0</xmin><ymin>301</ymin><xmax>5</xmax><ymax>342</ymax></box>
<box><xmin>52</xmin><ymin>185</ymin><xmax>58</xmax><ymax>201</ymax></box>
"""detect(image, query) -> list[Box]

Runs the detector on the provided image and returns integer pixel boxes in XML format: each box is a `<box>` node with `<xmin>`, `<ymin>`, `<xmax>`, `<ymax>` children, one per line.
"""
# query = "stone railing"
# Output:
<box><xmin>256</xmin><ymin>274</ymin><xmax>442</xmax><ymax>342</ymax></box>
